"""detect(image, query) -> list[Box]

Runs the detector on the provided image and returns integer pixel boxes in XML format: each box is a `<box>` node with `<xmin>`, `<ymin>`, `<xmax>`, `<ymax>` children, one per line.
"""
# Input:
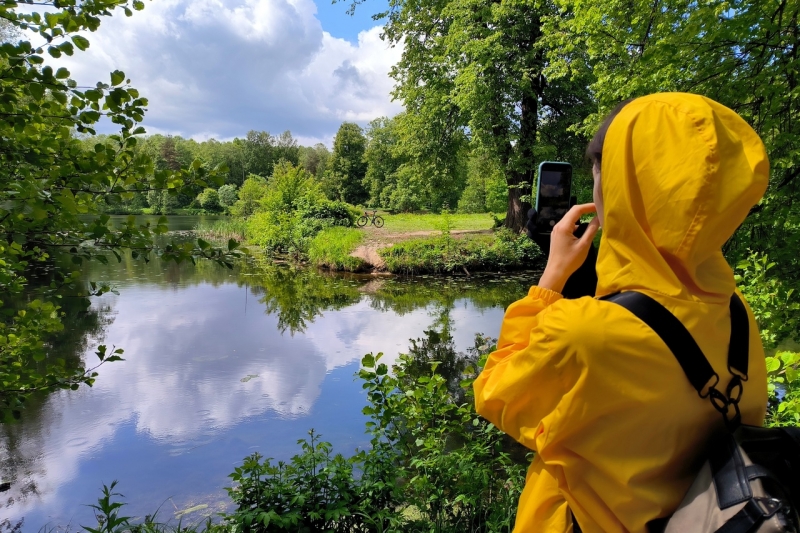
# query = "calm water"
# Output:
<box><xmin>0</xmin><ymin>217</ymin><xmax>540</xmax><ymax>530</ymax></box>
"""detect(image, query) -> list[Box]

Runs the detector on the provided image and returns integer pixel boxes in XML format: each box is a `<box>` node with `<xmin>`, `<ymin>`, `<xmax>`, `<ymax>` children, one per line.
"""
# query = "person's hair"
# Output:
<box><xmin>586</xmin><ymin>99</ymin><xmax>635</xmax><ymax>167</ymax></box>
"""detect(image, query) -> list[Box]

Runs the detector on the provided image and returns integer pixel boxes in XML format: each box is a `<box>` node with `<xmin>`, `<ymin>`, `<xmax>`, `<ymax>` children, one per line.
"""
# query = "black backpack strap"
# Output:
<box><xmin>727</xmin><ymin>294</ymin><xmax>750</xmax><ymax>380</ymax></box>
<box><xmin>602</xmin><ymin>291</ymin><xmax>750</xmax><ymax>429</ymax></box>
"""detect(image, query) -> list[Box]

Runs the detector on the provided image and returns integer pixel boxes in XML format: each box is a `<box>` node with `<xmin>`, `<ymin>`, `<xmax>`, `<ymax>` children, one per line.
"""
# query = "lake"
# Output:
<box><xmin>0</xmin><ymin>216</ymin><xmax>541</xmax><ymax>530</ymax></box>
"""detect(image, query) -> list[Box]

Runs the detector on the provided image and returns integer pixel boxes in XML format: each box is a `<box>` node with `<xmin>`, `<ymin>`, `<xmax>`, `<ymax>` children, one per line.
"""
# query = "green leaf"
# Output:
<box><xmin>765</xmin><ymin>357</ymin><xmax>781</xmax><ymax>373</ymax></box>
<box><xmin>110</xmin><ymin>70</ymin><xmax>125</xmax><ymax>86</ymax></box>
<box><xmin>72</xmin><ymin>35</ymin><xmax>90</xmax><ymax>51</ymax></box>
<box><xmin>29</xmin><ymin>83</ymin><xmax>45</xmax><ymax>101</ymax></box>
<box><xmin>55</xmin><ymin>67</ymin><xmax>70</xmax><ymax>79</ymax></box>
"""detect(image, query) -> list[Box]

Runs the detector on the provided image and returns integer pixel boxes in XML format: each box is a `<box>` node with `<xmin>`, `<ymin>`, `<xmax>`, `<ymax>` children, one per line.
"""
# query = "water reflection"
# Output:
<box><xmin>1</xmin><ymin>240</ymin><xmax>540</xmax><ymax>529</ymax></box>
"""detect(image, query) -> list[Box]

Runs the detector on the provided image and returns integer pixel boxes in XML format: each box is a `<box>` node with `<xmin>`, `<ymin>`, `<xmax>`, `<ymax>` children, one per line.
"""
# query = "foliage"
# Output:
<box><xmin>735</xmin><ymin>252</ymin><xmax>800</xmax><ymax>427</ymax></box>
<box><xmin>0</xmin><ymin>0</ymin><xmax>242</xmax><ymax>420</ymax></box>
<box><xmin>380</xmin><ymin>0</ymin><xmax>593</xmax><ymax>228</ymax></box>
<box><xmin>458</xmin><ymin>150</ymin><xmax>509</xmax><ymax>214</ymax></box>
<box><xmin>226</xmin><ymin>430</ymin><xmax>363</xmax><ymax>533</ymax></box>
<box><xmin>322</xmin><ymin>123</ymin><xmax>369</xmax><ymax>204</ymax></box>
<box><xmin>298</xmin><ymin>143</ymin><xmax>331</xmax><ymax>179</ymax></box>
<box><xmin>765</xmin><ymin>351</ymin><xmax>800</xmax><ymax>427</ymax></box>
<box><xmin>243</xmin><ymin>162</ymin><xmax>357</xmax><ymax>257</ymax></box>
<box><xmin>196</xmin><ymin>188</ymin><xmax>221</xmax><ymax>211</ymax></box>
<box><xmin>261</xmin><ymin>161</ymin><xmax>325</xmax><ymax>214</ymax></box>
<box><xmin>380</xmin><ymin>228</ymin><xmax>541</xmax><ymax>274</ymax></box>
<box><xmin>307</xmin><ymin>228</ymin><xmax>365</xmax><ymax>271</ymax></box>
<box><xmin>217</xmin><ymin>184</ymin><xmax>239</xmax><ymax>208</ymax></box>
<box><xmin>734</xmin><ymin>252</ymin><xmax>800</xmax><ymax>349</ymax></box>
<box><xmin>225</xmin><ymin>334</ymin><xmax>527</xmax><ymax>532</ymax></box>
<box><xmin>230</xmin><ymin>175</ymin><xmax>270</xmax><ymax>218</ymax></box>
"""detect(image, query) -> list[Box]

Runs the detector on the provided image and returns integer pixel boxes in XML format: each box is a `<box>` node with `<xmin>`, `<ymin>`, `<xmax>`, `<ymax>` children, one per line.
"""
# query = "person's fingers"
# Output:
<box><xmin>559</xmin><ymin>203</ymin><xmax>596</xmax><ymax>228</ymax></box>
<box><xmin>579</xmin><ymin>216</ymin><xmax>601</xmax><ymax>246</ymax></box>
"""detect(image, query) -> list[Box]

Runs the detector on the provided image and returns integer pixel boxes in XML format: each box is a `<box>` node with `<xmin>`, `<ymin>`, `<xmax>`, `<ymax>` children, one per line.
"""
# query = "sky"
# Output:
<box><xmin>49</xmin><ymin>0</ymin><xmax>401</xmax><ymax>146</ymax></box>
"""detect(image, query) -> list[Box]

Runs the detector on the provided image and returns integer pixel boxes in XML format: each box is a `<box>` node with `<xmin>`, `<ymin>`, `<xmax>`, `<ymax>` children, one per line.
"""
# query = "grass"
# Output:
<box><xmin>374</xmin><ymin>212</ymin><xmax>499</xmax><ymax>233</ymax></box>
<box><xmin>379</xmin><ymin>228</ymin><xmax>541</xmax><ymax>275</ymax></box>
<box><xmin>307</xmin><ymin>227</ymin><xmax>366</xmax><ymax>271</ymax></box>
<box><xmin>195</xmin><ymin>218</ymin><xmax>247</xmax><ymax>242</ymax></box>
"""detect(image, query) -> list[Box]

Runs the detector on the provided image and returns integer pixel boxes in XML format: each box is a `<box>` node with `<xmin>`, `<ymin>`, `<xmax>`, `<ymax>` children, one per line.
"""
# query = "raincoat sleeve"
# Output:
<box><xmin>473</xmin><ymin>286</ymin><xmax>576</xmax><ymax>450</ymax></box>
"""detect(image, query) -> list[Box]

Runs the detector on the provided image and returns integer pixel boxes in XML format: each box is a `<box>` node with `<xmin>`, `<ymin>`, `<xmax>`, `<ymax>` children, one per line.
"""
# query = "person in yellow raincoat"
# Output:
<box><xmin>473</xmin><ymin>93</ymin><xmax>770</xmax><ymax>533</ymax></box>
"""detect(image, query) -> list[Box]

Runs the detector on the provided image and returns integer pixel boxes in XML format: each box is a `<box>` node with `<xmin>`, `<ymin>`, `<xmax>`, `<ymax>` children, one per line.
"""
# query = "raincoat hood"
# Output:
<box><xmin>596</xmin><ymin>93</ymin><xmax>769</xmax><ymax>301</ymax></box>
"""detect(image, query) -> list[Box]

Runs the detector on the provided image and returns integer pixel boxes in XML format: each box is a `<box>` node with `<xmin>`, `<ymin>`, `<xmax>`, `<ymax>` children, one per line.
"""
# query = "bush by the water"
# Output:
<box><xmin>380</xmin><ymin>228</ymin><xmax>541</xmax><ymax>274</ymax></box>
<box><xmin>307</xmin><ymin>227</ymin><xmax>365</xmax><ymax>271</ymax></box>
<box><xmin>241</xmin><ymin>162</ymin><xmax>357</xmax><ymax>256</ymax></box>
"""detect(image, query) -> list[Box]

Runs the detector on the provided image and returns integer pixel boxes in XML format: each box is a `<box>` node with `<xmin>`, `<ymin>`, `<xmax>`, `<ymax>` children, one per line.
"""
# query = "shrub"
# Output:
<box><xmin>260</xmin><ymin>160</ymin><xmax>324</xmax><ymax>214</ymax></box>
<box><xmin>218</xmin><ymin>184</ymin><xmax>238</xmax><ymax>207</ymax></box>
<box><xmin>238</xmin><ymin>162</ymin><xmax>360</xmax><ymax>257</ymax></box>
<box><xmin>196</xmin><ymin>188</ymin><xmax>221</xmax><ymax>211</ymax></box>
<box><xmin>307</xmin><ymin>227</ymin><xmax>365</xmax><ymax>271</ymax></box>
<box><xmin>735</xmin><ymin>252</ymin><xmax>800</xmax><ymax>426</ymax></box>
<box><xmin>246</xmin><ymin>211</ymin><xmax>304</xmax><ymax>256</ymax></box>
<box><xmin>230</xmin><ymin>175</ymin><xmax>269</xmax><ymax>217</ymax></box>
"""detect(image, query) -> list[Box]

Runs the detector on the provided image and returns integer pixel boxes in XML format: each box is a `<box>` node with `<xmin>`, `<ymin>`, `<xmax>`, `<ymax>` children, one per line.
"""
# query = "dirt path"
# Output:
<box><xmin>350</xmin><ymin>228</ymin><xmax>492</xmax><ymax>271</ymax></box>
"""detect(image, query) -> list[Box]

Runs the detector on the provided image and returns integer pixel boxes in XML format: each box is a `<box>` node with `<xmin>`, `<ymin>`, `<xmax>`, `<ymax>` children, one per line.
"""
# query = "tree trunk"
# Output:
<box><xmin>504</xmin><ymin>172</ymin><xmax>530</xmax><ymax>232</ymax></box>
<box><xmin>504</xmin><ymin>84</ymin><xmax>539</xmax><ymax>232</ymax></box>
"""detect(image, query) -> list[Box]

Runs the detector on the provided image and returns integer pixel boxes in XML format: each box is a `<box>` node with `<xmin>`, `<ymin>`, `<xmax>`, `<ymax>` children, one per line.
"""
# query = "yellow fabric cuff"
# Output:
<box><xmin>527</xmin><ymin>285</ymin><xmax>564</xmax><ymax>305</ymax></box>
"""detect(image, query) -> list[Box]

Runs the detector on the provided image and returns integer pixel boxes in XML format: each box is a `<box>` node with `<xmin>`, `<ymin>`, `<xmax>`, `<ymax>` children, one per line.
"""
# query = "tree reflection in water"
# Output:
<box><xmin>0</xmin><ymin>250</ymin><xmax>540</xmax><ymax>517</ymax></box>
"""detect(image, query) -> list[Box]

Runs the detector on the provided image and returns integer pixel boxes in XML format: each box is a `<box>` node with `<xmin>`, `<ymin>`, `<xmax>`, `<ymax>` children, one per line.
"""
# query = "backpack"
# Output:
<box><xmin>603</xmin><ymin>291</ymin><xmax>800</xmax><ymax>533</ymax></box>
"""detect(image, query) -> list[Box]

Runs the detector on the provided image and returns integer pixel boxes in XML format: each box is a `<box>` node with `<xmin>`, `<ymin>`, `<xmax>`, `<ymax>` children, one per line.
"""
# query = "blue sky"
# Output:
<box><xmin>54</xmin><ymin>0</ymin><xmax>402</xmax><ymax>145</ymax></box>
<box><xmin>314</xmin><ymin>0</ymin><xmax>390</xmax><ymax>43</ymax></box>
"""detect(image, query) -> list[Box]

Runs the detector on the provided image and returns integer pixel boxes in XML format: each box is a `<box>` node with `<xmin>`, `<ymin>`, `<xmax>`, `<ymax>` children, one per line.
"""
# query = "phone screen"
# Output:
<box><xmin>535</xmin><ymin>163</ymin><xmax>572</xmax><ymax>233</ymax></box>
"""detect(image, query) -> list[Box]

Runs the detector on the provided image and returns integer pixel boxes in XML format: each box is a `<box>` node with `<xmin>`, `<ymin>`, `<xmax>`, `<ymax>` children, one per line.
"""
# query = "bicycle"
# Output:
<box><xmin>356</xmin><ymin>210</ymin><xmax>384</xmax><ymax>228</ymax></box>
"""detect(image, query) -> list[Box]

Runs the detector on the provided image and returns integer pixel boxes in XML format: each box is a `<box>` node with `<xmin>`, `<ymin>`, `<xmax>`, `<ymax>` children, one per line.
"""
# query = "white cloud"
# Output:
<box><xmin>53</xmin><ymin>0</ymin><xmax>403</xmax><ymax>141</ymax></box>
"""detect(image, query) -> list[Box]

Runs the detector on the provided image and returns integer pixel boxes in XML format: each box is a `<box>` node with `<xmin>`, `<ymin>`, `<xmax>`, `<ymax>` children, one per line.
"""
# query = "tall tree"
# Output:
<box><xmin>299</xmin><ymin>143</ymin><xmax>331</xmax><ymax>178</ymax></box>
<box><xmin>363</xmin><ymin>117</ymin><xmax>406</xmax><ymax>208</ymax></box>
<box><xmin>273</xmin><ymin>130</ymin><xmax>301</xmax><ymax>166</ymax></box>
<box><xmin>243</xmin><ymin>130</ymin><xmax>275</xmax><ymax>178</ymax></box>
<box><xmin>324</xmin><ymin>122</ymin><xmax>369</xmax><ymax>204</ymax></box>
<box><xmin>382</xmin><ymin>0</ymin><xmax>592</xmax><ymax>229</ymax></box>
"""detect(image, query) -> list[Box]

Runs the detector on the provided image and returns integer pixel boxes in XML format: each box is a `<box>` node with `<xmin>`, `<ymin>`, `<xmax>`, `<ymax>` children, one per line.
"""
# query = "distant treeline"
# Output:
<box><xmin>89</xmin><ymin>118</ymin><xmax>507</xmax><ymax>215</ymax></box>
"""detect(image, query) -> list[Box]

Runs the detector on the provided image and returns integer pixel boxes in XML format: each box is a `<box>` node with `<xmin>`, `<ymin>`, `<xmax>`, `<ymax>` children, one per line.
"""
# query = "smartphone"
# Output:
<box><xmin>534</xmin><ymin>161</ymin><xmax>573</xmax><ymax>233</ymax></box>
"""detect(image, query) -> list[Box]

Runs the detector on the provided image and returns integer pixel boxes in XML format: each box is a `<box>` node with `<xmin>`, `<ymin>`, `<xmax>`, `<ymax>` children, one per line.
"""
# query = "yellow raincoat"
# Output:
<box><xmin>473</xmin><ymin>93</ymin><xmax>770</xmax><ymax>533</ymax></box>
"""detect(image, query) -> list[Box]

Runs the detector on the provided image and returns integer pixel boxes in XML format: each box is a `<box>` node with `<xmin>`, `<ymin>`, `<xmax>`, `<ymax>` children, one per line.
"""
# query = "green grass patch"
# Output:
<box><xmin>378</xmin><ymin>212</ymin><xmax>498</xmax><ymax>233</ymax></box>
<box><xmin>195</xmin><ymin>217</ymin><xmax>248</xmax><ymax>242</ymax></box>
<box><xmin>380</xmin><ymin>228</ymin><xmax>541</xmax><ymax>274</ymax></box>
<box><xmin>308</xmin><ymin>227</ymin><xmax>366</xmax><ymax>271</ymax></box>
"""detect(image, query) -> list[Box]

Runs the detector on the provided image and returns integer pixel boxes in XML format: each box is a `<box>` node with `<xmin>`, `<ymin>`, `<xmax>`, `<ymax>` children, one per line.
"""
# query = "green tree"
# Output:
<box><xmin>363</xmin><ymin>116</ymin><xmax>406</xmax><ymax>208</ymax></box>
<box><xmin>323</xmin><ymin>122</ymin><xmax>369</xmax><ymax>204</ymax></box>
<box><xmin>381</xmin><ymin>0</ymin><xmax>592</xmax><ymax>228</ymax></box>
<box><xmin>218</xmin><ymin>183</ymin><xmax>238</xmax><ymax>207</ymax></box>
<box><xmin>197</xmin><ymin>188</ymin><xmax>221</xmax><ymax>211</ymax></box>
<box><xmin>299</xmin><ymin>143</ymin><xmax>331</xmax><ymax>179</ymax></box>
<box><xmin>272</xmin><ymin>130</ymin><xmax>301</xmax><ymax>166</ymax></box>
<box><xmin>243</xmin><ymin>130</ymin><xmax>276</xmax><ymax>178</ymax></box>
<box><xmin>458</xmin><ymin>149</ymin><xmax>508</xmax><ymax>213</ymax></box>
<box><xmin>0</xmin><ymin>0</ymin><xmax>240</xmax><ymax>421</ymax></box>
<box><xmin>230</xmin><ymin>175</ymin><xmax>270</xmax><ymax>217</ymax></box>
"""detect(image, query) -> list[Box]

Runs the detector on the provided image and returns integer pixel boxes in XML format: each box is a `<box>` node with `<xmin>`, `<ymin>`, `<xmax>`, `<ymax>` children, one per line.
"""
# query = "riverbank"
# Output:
<box><xmin>197</xmin><ymin>213</ymin><xmax>543</xmax><ymax>274</ymax></box>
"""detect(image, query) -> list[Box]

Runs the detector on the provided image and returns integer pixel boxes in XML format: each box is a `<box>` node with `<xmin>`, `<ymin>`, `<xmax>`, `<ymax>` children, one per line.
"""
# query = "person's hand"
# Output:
<box><xmin>538</xmin><ymin>203</ymin><xmax>601</xmax><ymax>294</ymax></box>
